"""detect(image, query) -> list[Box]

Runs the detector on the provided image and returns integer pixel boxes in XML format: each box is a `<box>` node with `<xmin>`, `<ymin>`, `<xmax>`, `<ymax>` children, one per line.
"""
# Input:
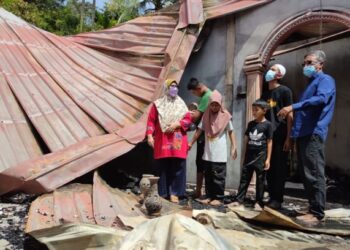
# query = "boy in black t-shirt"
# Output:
<box><xmin>229</xmin><ymin>99</ymin><xmax>273</xmax><ymax>210</ymax></box>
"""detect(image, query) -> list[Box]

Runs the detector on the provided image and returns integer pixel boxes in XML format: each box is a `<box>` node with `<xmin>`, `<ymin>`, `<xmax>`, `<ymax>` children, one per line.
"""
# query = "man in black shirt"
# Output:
<box><xmin>261</xmin><ymin>63</ymin><xmax>293</xmax><ymax>210</ymax></box>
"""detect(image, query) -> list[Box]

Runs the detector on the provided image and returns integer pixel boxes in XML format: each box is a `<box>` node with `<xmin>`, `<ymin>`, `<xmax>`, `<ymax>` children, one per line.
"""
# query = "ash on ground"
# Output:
<box><xmin>0</xmin><ymin>193</ymin><xmax>47</xmax><ymax>250</ymax></box>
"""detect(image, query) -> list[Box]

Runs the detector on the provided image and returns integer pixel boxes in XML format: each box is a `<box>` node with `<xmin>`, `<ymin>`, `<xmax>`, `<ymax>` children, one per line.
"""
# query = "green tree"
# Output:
<box><xmin>106</xmin><ymin>0</ymin><xmax>139</xmax><ymax>24</ymax></box>
<box><xmin>0</xmin><ymin>0</ymin><xmax>44</xmax><ymax>25</ymax></box>
<box><xmin>0</xmin><ymin>0</ymin><xmax>176</xmax><ymax>35</ymax></box>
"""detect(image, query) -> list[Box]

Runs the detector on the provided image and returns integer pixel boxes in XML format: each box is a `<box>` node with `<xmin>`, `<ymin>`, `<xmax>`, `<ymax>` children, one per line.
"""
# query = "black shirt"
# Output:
<box><xmin>261</xmin><ymin>85</ymin><xmax>293</xmax><ymax>136</ymax></box>
<box><xmin>245</xmin><ymin>120</ymin><xmax>273</xmax><ymax>151</ymax></box>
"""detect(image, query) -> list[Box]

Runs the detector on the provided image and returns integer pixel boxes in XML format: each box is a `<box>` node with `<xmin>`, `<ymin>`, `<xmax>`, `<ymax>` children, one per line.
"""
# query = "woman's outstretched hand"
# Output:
<box><xmin>147</xmin><ymin>135</ymin><xmax>154</xmax><ymax>148</ymax></box>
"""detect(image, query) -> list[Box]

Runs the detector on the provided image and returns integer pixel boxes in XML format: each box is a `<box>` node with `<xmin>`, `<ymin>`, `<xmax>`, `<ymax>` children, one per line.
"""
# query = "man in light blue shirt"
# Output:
<box><xmin>278</xmin><ymin>50</ymin><xmax>336</xmax><ymax>224</ymax></box>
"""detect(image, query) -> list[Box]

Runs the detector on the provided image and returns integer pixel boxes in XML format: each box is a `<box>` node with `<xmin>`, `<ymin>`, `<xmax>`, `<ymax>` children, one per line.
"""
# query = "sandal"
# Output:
<box><xmin>170</xmin><ymin>195</ymin><xmax>179</xmax><ymax>204</ymax></box>
<box><xmin>196</xmin><ymin>198</ymin><xmax>211</xmax><ymax>204</ymax></box>
<box><xmin>209</xmin><ymin>199</ymin><xmax>222</xmax><ymax>206</ymax></box>
<box><xmin>254</xmin><ymin>203</ymin><xmax>263</xmax><ymax>211</ymax></box>
<box><xmin>227</xmin><ymin>201</ymin><xmax>243</xmax><ymax>207</ymax></box>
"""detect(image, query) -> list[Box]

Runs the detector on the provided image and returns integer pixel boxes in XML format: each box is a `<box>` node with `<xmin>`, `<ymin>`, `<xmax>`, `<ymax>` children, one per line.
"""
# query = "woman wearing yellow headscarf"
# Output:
<box><xmin>146</xmin><ymin>79</ymin><xmax>191</xmax><ymax>203</ymax></box>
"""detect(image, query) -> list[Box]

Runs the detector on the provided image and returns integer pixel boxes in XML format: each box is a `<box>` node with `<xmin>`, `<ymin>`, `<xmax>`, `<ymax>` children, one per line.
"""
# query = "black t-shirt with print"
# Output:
<box><xmin>261</xmin><ymin>85</ymin><xmax>293</xmax><ymax>137</ymax></box>
<box><xmin>245</xmin><ymin>120</ymin><xmax>273</xmax><ymax>151</ymax></box>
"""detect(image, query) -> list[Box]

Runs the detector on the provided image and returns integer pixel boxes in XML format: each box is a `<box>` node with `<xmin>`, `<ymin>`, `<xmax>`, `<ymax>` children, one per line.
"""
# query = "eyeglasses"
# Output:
<box><xmin>302</xmin><ymin>60</ymin><xmax>319</xmax><ymax>67</ymax></box>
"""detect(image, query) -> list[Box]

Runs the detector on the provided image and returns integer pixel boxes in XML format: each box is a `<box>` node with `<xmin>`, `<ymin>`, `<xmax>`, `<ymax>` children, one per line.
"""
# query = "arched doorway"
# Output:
<box><xmin>243</xmin><ymin>9</ymin><xmax>350</xmax><ymax>122</ymax></box>
<box><xmin>243</xmin><ymin>9</ymin><xmax>350</xmax><ymax>179</ymax></box>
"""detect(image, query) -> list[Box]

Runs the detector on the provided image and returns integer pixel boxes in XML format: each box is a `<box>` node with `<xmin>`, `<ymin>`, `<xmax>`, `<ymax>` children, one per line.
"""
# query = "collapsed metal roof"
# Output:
<box><xmin>0</xmin><ymin>0</ymin><xmax>271</xmax><ymax>195</ymax></box>
<box><xmin>25</xmin><ymin>172</ymin><xmax>182</xmax><ymax>232</ymax></box>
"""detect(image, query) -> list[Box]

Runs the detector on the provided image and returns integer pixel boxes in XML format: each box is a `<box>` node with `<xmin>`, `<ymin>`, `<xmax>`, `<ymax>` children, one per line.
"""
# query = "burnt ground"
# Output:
<box><xmin>0</xmin><ymin>194</ymin><xmax>47</xmax><ymax>250</ymax></box>
<box><xmin>1</xmin><ymin>174</ymin><xmax>350</xmax><ymax>250</ymax></box>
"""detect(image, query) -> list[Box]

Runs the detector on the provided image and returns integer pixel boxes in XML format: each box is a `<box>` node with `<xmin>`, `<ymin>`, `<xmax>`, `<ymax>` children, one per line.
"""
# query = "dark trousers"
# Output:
<box><xmin>267</xmin><ymin>135</ymin><xmax>288</xmax><ymax>203</ymax></box>
<box><xmin>196</xmin><ymin>139</ymin><xmax>206</xmax><ymax>173</ymax></box>
<box><xmin>296</xmin><ymin>134</ymin><xmax>326</xmax><ymax>219</ymax></box>
<box><xmin>236</xmin><ymin>150</ymin><xmax>266</xmax><ymax>206</ymax></box>
<box><xmin>154</xmin><ymin>158</ymin><xmax>186</xmax><ymax>198</ymax></box>
<box><xmin>203</xmin><ymin>161</ymin><xmax>226</xmax><ymax>199</ymax></box>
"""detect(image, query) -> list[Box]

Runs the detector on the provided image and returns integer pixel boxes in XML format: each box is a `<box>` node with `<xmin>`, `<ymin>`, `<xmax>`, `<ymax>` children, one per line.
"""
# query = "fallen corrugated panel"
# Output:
<box><xmin>93</xmin><ymin>172</ymin><xmax>144</xmax><ymax>228</ymax></box>
<box><xmin>0</xmin><ymin>0</ymin><xmax>270</xmax><ymax>195</ymax></box>
<box><xmin>53</xmin><ymin>184</ymin><xmax>95</xmax><ymax>226</ymax></box>
<box><xmin>0</xmin><ymin>7</ymin><xmax>154</xmax><ymax>194</ymax></box>
<box><xmin>0</xmin><ymin>74</ymin><xmax>42</xmax><ymax>171</ymax></box>
<box><xmin>0</xmin><ymin>134</ymin><xmax>135</xmax><ymax>195</ymax></box>
<box><xmin>25</xmin><ymin>194</ymin><xmax>55</xmax><ymax>232</ymax></box>
<box><xmin>0</xmin><ymin>5</ymin><xmax>197</xmax><ymax>194</ymax></box>
<box><xmin>25</xmin><ymin>183</ymin><xmax>96</xmax><ymax>233</ymax></box>
<box><xmin>26</xmin><ymin>171</ymin><xmax>184</xmax><ymax>233</ymax></box>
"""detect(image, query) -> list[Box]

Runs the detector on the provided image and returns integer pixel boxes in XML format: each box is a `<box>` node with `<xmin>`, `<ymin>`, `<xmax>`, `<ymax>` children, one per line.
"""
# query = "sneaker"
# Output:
<box><xmin>266</xmin><ymin>200</ymin><xmax>281</xmax><ymax>210</ymax></box>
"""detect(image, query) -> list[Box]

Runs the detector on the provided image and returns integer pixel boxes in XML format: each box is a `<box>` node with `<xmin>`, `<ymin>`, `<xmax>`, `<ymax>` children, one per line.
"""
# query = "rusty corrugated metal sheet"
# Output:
<box><xmin>25</xmin><ymin>183</ymin><xmax>96</xmax><ymax>233</ymax></box>
<box><xmin>0</xmin><ymin>7</ymin><xmax>157</xmax><ymax>194</ymax></box>
<box><xmin>0</xmin><ymin>10</ymin><xmax>105</xmax><ymax>152</ymax></box>
<box><xmin>69</xmin><ymin>14</ymin><xmax>178</xmax><ymax>55</ymax></box>
<box><xmin>178</xmin><ymin>0</ymin><xmax>204</xmax><ymax>29</ymax></box>
<box><xmin>25</xmin><ymin>172</ymin><xmax>183</xmax><ymax>232</ymax></box>
<box><xmin>204</xmin><ymin>0</ymin><xmax>272</xmax><ymax>20</ymax></box>
<box><xmin>0</xmin><ymin>4</ymin><xmax>199</xmax><ymax>194</ymax></box>
<box><xmin>0</xmin><ymin>74</ymin><xmax>42</xmax><ymax>171</ymax></box>
<box><xmin>0</xmin><ymin>0</ymin><xmax>270</xmax><ymax>195</ymax></box>
<box><xmin>93</xmin><ymin>171</ymin><xmax>143</xmax><ymax>227</ymax></box>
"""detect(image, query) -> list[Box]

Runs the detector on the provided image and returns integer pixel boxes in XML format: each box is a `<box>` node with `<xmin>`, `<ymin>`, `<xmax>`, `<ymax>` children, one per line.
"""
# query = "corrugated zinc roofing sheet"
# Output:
<box><xmin>204</xmin><ymin>0</ymin><xmax>272</xmax><ymax>20</ymax></box>
<box><xmin>0</xmin><ymin>0</ymin><xmax>270</xmax><ymax>195</ymax></box>
<box><xmin>25</xmin><ymin>172</ymin><xmax>183</xmax><ymax>232</ymax></box>
<box><xmin>0</xmin><ymin>9</ymin><xmax>157</xmax><ymax>194</ymax></box>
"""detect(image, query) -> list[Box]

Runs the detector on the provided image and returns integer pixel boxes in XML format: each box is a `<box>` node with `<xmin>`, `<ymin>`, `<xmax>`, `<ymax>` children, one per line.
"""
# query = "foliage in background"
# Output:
<box><xmin>0</xmin><ymin>0</ymin><xmax>176</xmax><ymax>35</ymax></box>
<box><xmin>106</xmin><ymin>0</ymin><xmax>139</xmax><ymax>24</ymax></box>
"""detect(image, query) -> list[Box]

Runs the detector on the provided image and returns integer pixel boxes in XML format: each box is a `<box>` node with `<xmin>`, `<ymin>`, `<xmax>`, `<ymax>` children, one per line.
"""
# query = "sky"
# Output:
<box><xmin>64</xmin><ymin>0</ymin><xmax>109</xmax><ymax>9</ymax></box>
<box><xmin>93</xmin><ymin>0</ymin><xmax>155</xmax><ymax>13</ymax></box>
<box><xmin>96</xmin><ymin>0</ymin><xmax>109</xmax><ymax>9</ymax></box>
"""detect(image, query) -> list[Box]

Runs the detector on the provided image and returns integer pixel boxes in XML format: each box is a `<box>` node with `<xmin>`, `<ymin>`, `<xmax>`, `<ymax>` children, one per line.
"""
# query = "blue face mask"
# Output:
<box><xmin>265</xmin><ymin>70</ymin><xmax>276</xmax><ymax>82</ymax></box>
<box><xmin>303</xmin><ymin>65</ymin><xmax>316</xmax><ymax>78</ymax></box>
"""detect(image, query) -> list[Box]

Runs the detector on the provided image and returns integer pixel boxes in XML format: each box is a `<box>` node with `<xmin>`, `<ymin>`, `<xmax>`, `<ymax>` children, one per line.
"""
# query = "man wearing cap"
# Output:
<box><xmin>261</xmin><ymin>63</ymin><xmax>293</xmax><ymax>210</ymax></box>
